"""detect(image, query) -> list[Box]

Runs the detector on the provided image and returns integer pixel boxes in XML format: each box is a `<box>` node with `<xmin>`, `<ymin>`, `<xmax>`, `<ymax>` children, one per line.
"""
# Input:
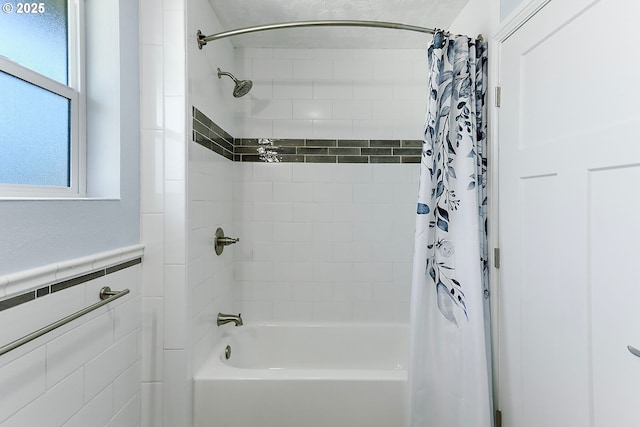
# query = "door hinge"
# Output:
<box><xmin>496</xmin><ymin>409</ymin><xmax>502</xmax><ymax>427</ymax></box>
<box><xmin>494</xmin><ymin>248</ymin><xmax>500</xmax><ymax>268</ymax></box>
<box><xmin>495</xmin><ymin>86</ymin><xmax>501</xmax><ymax>107</ymax></box>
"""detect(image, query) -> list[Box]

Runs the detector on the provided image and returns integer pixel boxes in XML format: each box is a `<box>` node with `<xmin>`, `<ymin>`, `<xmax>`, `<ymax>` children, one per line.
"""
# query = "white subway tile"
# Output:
<box><xmin>62</xmin><ymin>384</ymin><xmax>114</xmax><ymax>427</ymax></box>
<box><xmin>163</xmin><ymin>350</ymin><xmax>187</xmax><ymax>426</ymax></box>
<box><xmin>373</xmin><ymin>283</ymin><xmax>411</xmax><ymax>302</ymax></box>
<box><xmin>0</xmin><ymin>347</ymin><xmax>45</xmax><ymax>423</ymax></box>
<box><xmin>113</xmin><ymin>360</ymin><xmax>141</xmax><ymax>412</ymax></box>
<box><xmin>393</xmin><ymin>262</ymin><xmax>413</xmax><ymax>286</ymax></box>
<box><xmin>272</xmin><ymin>262</ymin><xmax>314</xmax><ymax>282</ymax></box>
<box><xmin>292</xmin><ymin>100</ymin><xmax>332</xmax><ymax>120</ymax></box>
<box><xmin>253</xmin><ymin>241</ymin><xmax>293</xmax><ymax>262</ymax></box>
<box><xmin>333</xmin><ymin>60</ymin><xmax>373</xmax><ymax>79</ymax></box>
<box><xmin>252</xmin><ymin>163</ymin><xmax>293</xmax><ymax>182</ymax></box>
<box><xmin>332</xmin><ymin>203</ymin><xmax>374</xmax><ymax>223</ymax></box>
<box><xmin>141</xmin><ymin>383</ymin><xmax>163</xmax><ymax>427</ymax></box>
<box><xmin>272</xmin><ymin>222</ymin><xmax>313</xmax><ymax>242</ymax></box>
<box><xmin>392</xmin><ymin>81</ymin><xmax>426</xmax><ymax>100</ymax></box>
<box><xmin>233</xmin><ymin>182</ymin><xmax>273</xmax><ymax>202</ymax></box>
<box><xmin>253</xmin><ymin>282</ymin><xmax>293</xmax><ymax>301</ymax></box>
<box><xmin>237</xmin><ymin>117</ymin><xmax>273</xmax><ymax>138</ymax></box>
<box><xmin>352</xmin><ymin>119</ymin><xmax>393</xmax><ymax>139</ymax></box>
<box><xmin>163</xmin><ymin>10</ymin><xmax>185</xmax><ymax>97</ymax></box>
<box><xmin>233</xmin><ymin>262</ymin><xmax>273</xmax><ymax>282</ymax></box>
<box><xmin>141</xmin><ymin>298</ymin><xmax>164</xmax><ymax>382</ymax></box>
<box><xmin>273</xmin><ymin>301</ymin><xmax>313</xmax><ymax>321</ymax></box>
<box><xmin>353</xmin><ymin>263</ymin><xmax>393</xmax><ymax>282</ymax></box>
<box><xmin>353</xmin><ymin>183</ymin><xmax>393</xmax><ymax>203</ymax></box>
<box><xmin>140</xmin><ymin>130</ymin><xmax>164</xmax><ymax>214</ymax></box>
<box><xmin>115</xmin><ymin>296</ymin><xmax>142</xmax><ymax>341</ymax></box>
<box><xmin>164</xmin><ymin>265</ymin><xmax>186</xmax><ymax>349</ymax></box>
<box><xmin>252</xmin><ymin>58</ymin><xmax>293</xmax><ymax>79</ymax></box>
<box><xmin>252</xmin><ymin>99</ymin><xmax>292</xmax><ymax>120</ymax></box>
<box><xmin>353</xmin><ymin>302</ymin><xmax>395</xmax><ymax>322</ymax></box>
<box><xmin>331</xmin><ymin>164</ymin><xmax>372</xmax><ymax>183</ymax></box>
<box><xmin>313</xmin><ymin>80</ymin><xmax>353</xmax><ymax>100</ymax></box>
<box><xmin>352</xmin><ymin>81</ymin><xmax>392</xmax><ymax>100</ymax></box>
<box><xmin>292</xmin><ymin>163</ymin><xmax>336</xmax><ymax>183</ymax></box>
<box><xmin>139</xmin><ymin>0</ymin><xmax>163</xmax><ymax>45</ymax></box>
<box><xmin>312</xmin><ymin>302</ymin><xmax>352</xmax><ymax>322</ymax></box>
<box><xmin>372</xmin><ymin>164</ymin><xmax>418</xmax><ymax>183</ymax></box>
<box><xmin>392</xmin><ymin>181</ymin><xmax>419</xmax><ymax>204</ymax></box>
<box><xmin>273</xmin><ymin>182</ymin><xmax>314</xmax><ymax>202</ymax></box>
<box><xmin>106</xmin><ymin>393</ymin><xmax>141</xmax><ymax>427</ymax></box>
<box><xmin>332</xmin><ymin>283</ymin><xmax>373</xmax><ymax>302</ymax></box>
<box><xmin>164</xmin><ymin>96</ymin><xmax>186</xmax><ymax>180</ymax></box>
<box><xmin>273</xmin><ymin>119</ymin><xmax>313</xmax><ymax>138</ymax></box>
<box><xmin>312</xmin><ymin>262</ymin><xmax>353</xmax><ymax>282</ymax></box>
<box><xmin>373</xmin><ymin>60</ymin><xmax>413</xmax><ymax>80</ymax></box>
<box><xmin>293</xmin><ymin>59</ymin><xmax>332</xmax><ymax>79</ymax></box>
<box><xmin>293</xmin><ymin>283</ymin><xmax>333</xmax><ymax>302</ymax></box>
<box><xmin>332</xmin><ymin>242</ymin><xmax>373</xmax><ymax>263</ymax></box>
<box><xmin>273</xmin><ymin>80</ymin><xmax>312</xmax><ymax>99</ymax></box>
<box><xmin>84</xmin><ymin>331</ymin><xmax>138</xmax><ymax>402</ymax></box>
<box><xmin>332</xmin><ymin>100</ymin><xmax>373</xmax><ymax>120</ymax></box>
<box><xmin>236</xmin><ymin>301</ymin><xmax>273</xmax><ymax>322</ymax></box>
<box><xmin>46</xmin><ymin>310</ymin><xmax>115</xmax><ymax>388</ymax></box>
<box><xmin>393</xmin><ymin>301</ymin><xmax>411</xmax><ymax>322</ymax></box>
<box><xmin>237</xmin><ymin>221</ymin><xmax>274</xmax><ymax>242</ymax></box>
<box><xmin>164</xmin><ymin>180</ymin><xmax>186</xmax><ymax>265</ymax></box>
<box><xmin>313</xmin><ymin>222</ymin><xmax>352</xmax><ymax>242</ymax></box>
<box><xmin>252</xmin><ymin>202</ymin><xmax>293</xmax><ymax>222</ymax></box>
<box><xmin>291</xmin><ymin>242</ymin><xmax>333</xmax><ymax>262</ymax></box>
<box><xmin>2</xmin><ymin>369</ymin><xmax>83</xmax><ymax>427</ymax></box>
<box><xmin>312</xmin><ymin>183</ymin><xmax>353</xmax><ymax>202</ymax></box>
<box><xmin>292</xmin><ymin>202</ymin><xmax>333</xmax><ymax>223</ymax></box>
<box><xmin>312</xmin><ymin>119</ymin><xmax>352</xmax><ymax>139</ymax></box>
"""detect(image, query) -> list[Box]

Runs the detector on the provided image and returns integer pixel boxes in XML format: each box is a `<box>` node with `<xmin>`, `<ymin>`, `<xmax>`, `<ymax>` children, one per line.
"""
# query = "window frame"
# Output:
<box><xmin>0</xmin><ymin>0</ymin><xmax>86</xmax><ymax>198</ymax></box>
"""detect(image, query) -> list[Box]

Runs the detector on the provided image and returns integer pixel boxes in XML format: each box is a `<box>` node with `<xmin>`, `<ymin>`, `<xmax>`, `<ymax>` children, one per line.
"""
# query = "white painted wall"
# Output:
<box><xmin>0</xmin><ymin>0</ymin><xmax>140</xmax><ymax>276</ymax></box>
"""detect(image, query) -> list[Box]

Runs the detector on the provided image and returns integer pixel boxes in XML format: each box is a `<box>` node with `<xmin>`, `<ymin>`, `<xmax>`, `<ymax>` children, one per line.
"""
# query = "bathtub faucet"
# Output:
<box><xmin>217</xmin><ymin>312</ymin><xmax>243</xmax><ymax>327</ymax></box>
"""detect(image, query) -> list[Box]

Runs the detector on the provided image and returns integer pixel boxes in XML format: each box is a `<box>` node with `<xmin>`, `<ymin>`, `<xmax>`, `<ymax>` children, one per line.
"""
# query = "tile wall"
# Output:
<box><xmin>234</xmin><ymin>47</ymin><xmax>429</xmax><ymax>140</ymax></box>
<box><xmin>233</xmin><ymin>162</ymin><xmax>418</xmax><ymax>323</ymax></box>
<box><xmin>0</xmin><ymin>256</ymin><xmax>142</xmax><ymax>427</ymax></box>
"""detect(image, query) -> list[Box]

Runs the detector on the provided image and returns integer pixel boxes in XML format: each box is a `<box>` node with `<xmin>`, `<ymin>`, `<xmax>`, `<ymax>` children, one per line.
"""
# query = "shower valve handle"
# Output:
<box><xmin>214</xmin><ymin>228</ymin><xmax>239</xmax><ymax>255</ymax></box>
<box><xmin>217</xmin><ymin>236</ymin><xmax>239</xmax><ymax>246</ymax></box>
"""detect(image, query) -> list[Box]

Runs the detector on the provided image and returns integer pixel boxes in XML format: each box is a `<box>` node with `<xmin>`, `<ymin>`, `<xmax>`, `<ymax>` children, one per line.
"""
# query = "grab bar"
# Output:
<box><xmin>629</xmin><ymin>345</ymin><xmax>640</xmax><ymax>358</ymax></box>
<box><xmin>0</xmin><ymin>286</ymin><xmax>129</xmax><ymax>357</ymax></box>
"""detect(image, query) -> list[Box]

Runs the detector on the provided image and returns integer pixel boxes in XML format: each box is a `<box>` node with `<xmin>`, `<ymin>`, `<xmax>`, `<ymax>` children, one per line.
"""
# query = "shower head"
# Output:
<box><xmin>217</xmin><ymin>68</ymin><xmax>253</xmax><ymax>98</ymax></box>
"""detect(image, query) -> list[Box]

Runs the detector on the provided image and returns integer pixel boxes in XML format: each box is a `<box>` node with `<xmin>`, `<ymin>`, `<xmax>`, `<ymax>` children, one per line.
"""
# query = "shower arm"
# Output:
<box><xmin>197</xmin><ymin>20</ymin><xmax>444</xmax><ymax>49</ymax></box>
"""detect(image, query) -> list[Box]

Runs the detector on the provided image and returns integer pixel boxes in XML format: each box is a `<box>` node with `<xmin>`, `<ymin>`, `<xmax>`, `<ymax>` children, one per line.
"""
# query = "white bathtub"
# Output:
<box><xmin>194</xmin><ymin>322</ymin><xmax>408</xmax><ymax>427</ymax></box>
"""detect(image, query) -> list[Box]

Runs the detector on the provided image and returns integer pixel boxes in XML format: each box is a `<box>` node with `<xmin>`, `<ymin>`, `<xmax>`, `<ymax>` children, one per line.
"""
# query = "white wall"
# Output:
<box><xmin>0</xmin><ymin>0</ymin><xmax>140</xmax><ymax>276</ymax></box>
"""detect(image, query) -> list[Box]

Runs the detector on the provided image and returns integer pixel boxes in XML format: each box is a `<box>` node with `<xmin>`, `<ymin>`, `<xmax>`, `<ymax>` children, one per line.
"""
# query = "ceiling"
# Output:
<box><xmin>206</xmin><ymin>0</ymin><xmax>470</xmax><ymax>49</ymax></box>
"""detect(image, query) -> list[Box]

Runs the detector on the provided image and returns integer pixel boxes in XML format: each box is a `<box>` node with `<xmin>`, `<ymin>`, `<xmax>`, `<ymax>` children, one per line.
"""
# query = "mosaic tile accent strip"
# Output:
<box><xmin>192</xmin><ymin>107</ymin><xmax>422</xmax><ymax>163</ymax></box>
<box><xmin>0</xmin><ymin>257</ymin><xmax>142</xmax><ymax>312</ymax></box>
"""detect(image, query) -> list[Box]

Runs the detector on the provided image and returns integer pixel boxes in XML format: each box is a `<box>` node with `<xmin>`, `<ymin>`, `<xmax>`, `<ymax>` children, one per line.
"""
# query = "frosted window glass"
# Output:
<box><xmin>0</xmin><ymin>0</ymin><xmax>68</xmax><ymax>84</ymax></box>
<box><xmin>0</xmin><ymin>71</ymin><xmax>70</xmax><ymax>187</ymax></box>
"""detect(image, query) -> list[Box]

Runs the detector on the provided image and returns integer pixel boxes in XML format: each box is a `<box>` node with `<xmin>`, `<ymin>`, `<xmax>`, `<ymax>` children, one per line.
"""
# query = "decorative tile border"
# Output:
<box><xmin>192</xmin><ymin>106</ymin><xmax>422</xmax><ymax>163</ymax></box>
<box><xmin>0</xmin><ymin>257</ymin><xmax>142</xmax><ymax>312</ymax></box>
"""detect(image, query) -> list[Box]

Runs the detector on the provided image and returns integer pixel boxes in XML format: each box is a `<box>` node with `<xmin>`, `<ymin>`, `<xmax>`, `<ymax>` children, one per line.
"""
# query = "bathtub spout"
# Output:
<box><xmin>217</xmin><ymin>313</ymin><xmax>243</xmax><ymax>327</ymax></box>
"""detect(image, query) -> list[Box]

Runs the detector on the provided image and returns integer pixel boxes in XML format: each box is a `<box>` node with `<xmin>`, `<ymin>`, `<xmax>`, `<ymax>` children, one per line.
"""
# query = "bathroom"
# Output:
<box><xmin>0</xmin><ymin>0</ymin><xmax>638</xmax><ymax>426</ymax></box>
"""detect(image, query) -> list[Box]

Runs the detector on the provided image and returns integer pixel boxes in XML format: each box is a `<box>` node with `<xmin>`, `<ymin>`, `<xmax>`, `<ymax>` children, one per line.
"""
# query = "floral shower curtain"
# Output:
<box><xmin>408</xmin><ymin>31</ymin><xmax>491</xmax><ymax>427</ymax></box>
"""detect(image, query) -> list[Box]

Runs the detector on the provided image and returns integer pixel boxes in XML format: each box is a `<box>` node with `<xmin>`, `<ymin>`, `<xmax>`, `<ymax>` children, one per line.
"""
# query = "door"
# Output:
<box><xmin>497</xmin><ymin>0</ymin><xmax>640</xmax><ymax>425</ymax></box>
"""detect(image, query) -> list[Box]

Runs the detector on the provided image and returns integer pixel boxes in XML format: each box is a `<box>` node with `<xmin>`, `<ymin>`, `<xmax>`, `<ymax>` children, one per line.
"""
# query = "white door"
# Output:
<box><xmin>497</xmin><ymin>0</ymin><xmax>640</xmax><ymax>426</ymax></box>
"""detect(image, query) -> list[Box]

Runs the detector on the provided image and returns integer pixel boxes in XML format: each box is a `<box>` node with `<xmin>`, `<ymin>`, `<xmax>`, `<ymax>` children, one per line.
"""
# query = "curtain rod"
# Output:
<box><xmin>196</xmin><ymin>20</ymin><xmax>444</xmax><ymax>49</ymax></box>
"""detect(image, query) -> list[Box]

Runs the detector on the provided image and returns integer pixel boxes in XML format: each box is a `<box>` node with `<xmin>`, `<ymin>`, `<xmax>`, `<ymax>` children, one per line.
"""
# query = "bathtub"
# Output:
<box><xmin>194</xmin><ymin>322</ymin><xmax>408</xmax><ymax>427</ymax></box>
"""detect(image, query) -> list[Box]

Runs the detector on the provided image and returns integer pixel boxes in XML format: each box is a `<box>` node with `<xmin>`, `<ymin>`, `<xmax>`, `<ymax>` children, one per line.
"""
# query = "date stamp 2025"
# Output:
<box><xmin>2</xmin><ymin>2</ymin><xmax>46</xmax><ymax>14</ymax></box>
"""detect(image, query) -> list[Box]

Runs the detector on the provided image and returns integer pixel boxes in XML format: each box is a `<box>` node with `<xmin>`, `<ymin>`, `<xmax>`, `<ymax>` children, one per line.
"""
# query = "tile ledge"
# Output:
<box><xmin>0</xmin><ymin>244</ymin><xmax>145</xmax><ymax>300</ymax></box>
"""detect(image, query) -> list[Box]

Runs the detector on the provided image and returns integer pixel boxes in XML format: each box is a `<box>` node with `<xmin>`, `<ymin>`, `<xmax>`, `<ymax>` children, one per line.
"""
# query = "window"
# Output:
<box><xmin>0</xmin><ymin>0</ymin><xmax>84</xmax><ymax>196</ymax></box>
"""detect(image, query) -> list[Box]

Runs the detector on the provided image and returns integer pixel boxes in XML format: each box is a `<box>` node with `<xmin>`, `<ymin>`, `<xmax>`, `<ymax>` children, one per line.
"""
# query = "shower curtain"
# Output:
<box><xmin>408</xmin><ymin>31</ymin><xmax>491</xmax><ymax>427</ymax></box>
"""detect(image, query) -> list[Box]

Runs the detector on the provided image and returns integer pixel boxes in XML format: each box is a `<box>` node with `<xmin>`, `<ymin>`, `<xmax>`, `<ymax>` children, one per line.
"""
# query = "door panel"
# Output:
<box><xmin>498</xmin><ymin>0</ymin><xmax>640</xmax><ymax>425</ymax></box>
